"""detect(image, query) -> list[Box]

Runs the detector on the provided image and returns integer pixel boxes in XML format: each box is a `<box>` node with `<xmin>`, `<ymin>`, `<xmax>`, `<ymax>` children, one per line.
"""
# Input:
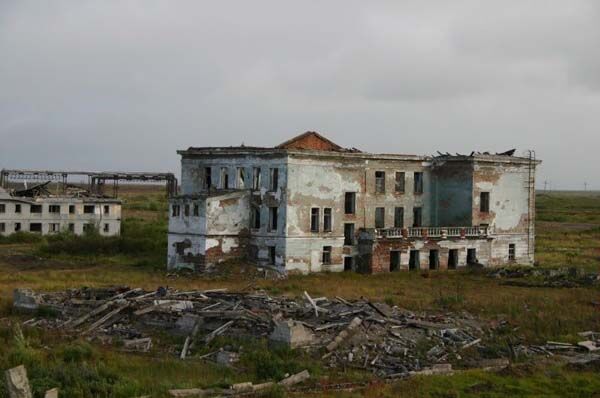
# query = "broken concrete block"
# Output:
<box><xmin>577</xmin><ymin>340</ymin><xmax>600</xmax><ymax>352</ymax></box>
<box><xmin>13</xmin><ymin>289</ymin><xmax>41</xmax><ymax>312</ymax></box>
<box><xmin>216</xmin><ymin>350</ymin><xmax>239</xmax><ymax>366</ymax></box>
<box><xmin>44</xmin><ymin>388</ymin><xmax>59</xmax><ymax>398</ymax></box>
<box><xmin>4</xmin><ymin>365</ymin><xmax>32</xmax><ymax>398</ymax></box>
<box><xmin>326</xmin><ymin>317</ymin><xmax>362</xmax><ymax>352</ymax></box>
<box><xmin>279</xmin><ymin>370</ymin><xmax>310</xmax><ymax>387</ymax></box>
<box><xmin>269</xmin><ymin>319</ymin><xmax>315</xmax><ymax>349</ymax></box>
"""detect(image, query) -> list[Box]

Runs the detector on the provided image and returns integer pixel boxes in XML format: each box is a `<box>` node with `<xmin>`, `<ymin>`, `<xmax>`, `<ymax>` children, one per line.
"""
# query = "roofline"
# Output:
<box><xmin>177</xmin><ymin>147</ymin><xmax>428</xmax><ymax>161</ymax></box>
<box><xmin>177</xmin><ymin>147</ymin><xmax>542</xmax><ymax>164</ymax></box>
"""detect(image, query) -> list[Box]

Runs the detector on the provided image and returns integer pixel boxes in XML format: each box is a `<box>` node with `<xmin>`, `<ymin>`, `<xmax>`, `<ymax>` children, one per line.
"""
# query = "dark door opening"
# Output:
<box><xmin>448</xmin><ymin>249</ymin><xmax>458</xmax><ymax>270</ymax></box>
<box><xmin>390</xmin><ymin>250</ymin><xmax>401</xmax><ymax>272</ymax></box>
<box><xmin>429</xmin><ymin>250</ymin><xmax>439</xmax><ymax>270</ymax></box>
<box><xmin>344</xmin><ymin>256</ymin><xmax>353</xmax><ymax>271</ymax></box>
<box><xmin>467</xmin><ymin>248</ymin><xmax>477</xmax><ymax>265</ymax></box>
<box><xmin>409</xmin><ymin>250</ymin><xmax>420</xmax><ymax>270</ymax></box>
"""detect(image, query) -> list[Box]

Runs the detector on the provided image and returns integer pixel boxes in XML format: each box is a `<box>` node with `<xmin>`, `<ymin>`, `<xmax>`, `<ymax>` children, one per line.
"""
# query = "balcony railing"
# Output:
<box><xmin>375</xmin><ymin>226</ymin><xmax>489</xmax><ymax>239</ymax></box>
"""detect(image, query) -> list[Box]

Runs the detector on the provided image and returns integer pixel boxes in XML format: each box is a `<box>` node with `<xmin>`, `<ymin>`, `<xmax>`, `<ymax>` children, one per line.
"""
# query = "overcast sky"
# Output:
<box><xmin>1</xmin><ymin>1</ymin><xmax>598</xmax><ymax>190</ymax></box>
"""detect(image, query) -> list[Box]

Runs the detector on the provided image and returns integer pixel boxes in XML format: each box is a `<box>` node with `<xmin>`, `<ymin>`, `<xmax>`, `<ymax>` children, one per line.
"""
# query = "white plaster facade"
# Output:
<box><xmin>0</xmin><ymin>189</ymin><xmax>121</xmax><ymax>237</ymax></box>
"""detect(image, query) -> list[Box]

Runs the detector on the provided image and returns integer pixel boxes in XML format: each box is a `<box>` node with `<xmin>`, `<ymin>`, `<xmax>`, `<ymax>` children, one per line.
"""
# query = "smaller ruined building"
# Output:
<box><xmin>168</xmin><ymin>132</ymin><xmax>540</xmax><ymax>273</ymax></box>
<box><xmin>0</xmin><ymin>182</ymin><xmax>121</xmax><ymax>237</ymax></box>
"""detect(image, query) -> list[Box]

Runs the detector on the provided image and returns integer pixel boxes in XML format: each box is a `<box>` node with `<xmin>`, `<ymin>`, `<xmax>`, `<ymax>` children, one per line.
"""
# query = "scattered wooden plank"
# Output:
<box><xmin>83</xmin><ymin>303</ymin><xmax>128</xmax><ymax>335</ymax></box>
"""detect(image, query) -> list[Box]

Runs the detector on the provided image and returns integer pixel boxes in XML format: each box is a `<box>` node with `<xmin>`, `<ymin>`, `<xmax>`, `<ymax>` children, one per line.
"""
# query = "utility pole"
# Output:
<box><xmin>543</xmin><ymin>180</ymin><xmax>548</xmax><ymax>192</ymax></box>
<box><xmin>584</xmin><ymin>182</ymin><xmax>588</xmax><ymax>191</ymax></box>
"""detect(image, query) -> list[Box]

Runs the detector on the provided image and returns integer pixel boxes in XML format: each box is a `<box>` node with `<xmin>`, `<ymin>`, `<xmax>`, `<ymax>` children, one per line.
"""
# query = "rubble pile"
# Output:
<box><xmin>14</xmin><ymin>286</ymin><xmax>493</xmax><ymax>377</ymax></box>
<box><xmin>487</xmin><ymin>267</ymin><xmax>600</xmax><ymax>288</ymax></box>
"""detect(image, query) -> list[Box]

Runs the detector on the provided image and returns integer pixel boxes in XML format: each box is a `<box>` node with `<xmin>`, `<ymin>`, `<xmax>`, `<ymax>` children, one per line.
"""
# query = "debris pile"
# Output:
<box><xmin>14</xmin><ymin>286</ymin><xmax>492</xmax><ymax>377</ymax></box>
<box><xmin>487</xmin><ymin>267</ymin><xmax>599</xmax><ymax>288</ymax></box>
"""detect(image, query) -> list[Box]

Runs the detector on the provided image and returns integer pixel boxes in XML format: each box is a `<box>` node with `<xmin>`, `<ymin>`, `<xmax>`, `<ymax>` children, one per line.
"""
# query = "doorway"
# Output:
<box><xmin>390</xmin><ymin>251</ymin><xmax>401</xmax><ymax>272</ymax></box>
<box><xmin>409</xmin><ymin>250</ymin><xmax>420</xmax><ymax>270</ymax></box>
<box><xmin>448</xmin><ymin>249</ymin><xmax>458</xmax><ymax>270</ymax></box>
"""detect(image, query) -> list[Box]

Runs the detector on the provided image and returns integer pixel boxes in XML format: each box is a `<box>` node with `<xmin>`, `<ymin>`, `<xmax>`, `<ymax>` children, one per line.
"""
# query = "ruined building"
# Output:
<box><xmin>168</xmin><ymin>132</ymin><xmax>539</xmax><ymax>273</ymax></box>
<box><xmin>0</xmin><ymin>182</ymin><xmax>121</xmax><ymax>237</ymax></box>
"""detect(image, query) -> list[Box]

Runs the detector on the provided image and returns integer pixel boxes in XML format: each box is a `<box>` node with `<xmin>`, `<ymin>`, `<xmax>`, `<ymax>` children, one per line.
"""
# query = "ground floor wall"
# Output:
<box><xmin>167</xmin><ymin>233</ymin><xmax>247</xmax><ymax>271</ymax></box>
<box><xmin>357</xmin><ymin>233</ymin><xmax>533</xmax><ymax>274</ymax></box>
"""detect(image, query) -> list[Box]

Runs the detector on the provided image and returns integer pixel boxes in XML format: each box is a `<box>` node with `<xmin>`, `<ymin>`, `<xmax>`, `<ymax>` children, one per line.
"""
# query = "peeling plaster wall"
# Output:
<box><xmin>284</xmin><ymin>154</ymin><xmax>431</xmax><ymax>273</ymax></box>
<box><xmin>167</xmin><ymin>190</ymin><xmax>250</xmax><ymax>270</ymax></box>
<box><xmin>358</xmin><ymin>235</ymin><xmax>493</xmax><ymax>273</ymax></box>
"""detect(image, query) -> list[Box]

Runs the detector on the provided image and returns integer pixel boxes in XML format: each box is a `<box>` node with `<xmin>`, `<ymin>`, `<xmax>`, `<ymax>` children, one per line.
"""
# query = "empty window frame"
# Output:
<box><xmin>390</xmin><ymin>250</ymin><xmax>401</xmax><ymax>272</ymax></box>
<box><xmin>270</xmin><ymin>168</ymin><xmax>279</xmax><ymax>191</ymax></box>
<box><xmin>0</xmin><ymin>223</ymin><xmax>5</xmax><ymax>232</ymax></box>
<box><xmin>344</xmin><ymin>223</ymin><xmax>355</xmax><ymax>246</ymax></box>
<box><xmin>344</xmin><ymin>192</ymin><xmax>356</xmax><ymax>214</ymax></box>
<box><xmin>29</xmin><ymin>223</ymin><xmax>42</xmax><ymax>232</ymax></box>
<box><xmin>409</xmin><ymin>250</ymin><xmax>420</xmax><ymax>270</ymax></box>
<box><xmin>83</xmin><ymin>223</ymin><xmax>94</xmax><ymax>233</ymax></box>
<box><xmin>394</xmin><ymin>207</ymin><xmax>404</xmax><ymax>228</ymax></box>
<box><xmin>0</xmin><ymin>204</ymin><xmax>5</xmax><ymax>213</ymax></box>
<box><xmin>413</xmin><ymin>207</ymin><xmax>422</xmax><ymax>227</ymax></box>
<box><xmin>204</xmin><ymin>167</ymin><xmax>212</xmax><ymax>189</ymax></box>
<box><xmin>193</xmin><ymin>204</ymin><xmax>199</xmax><ymax>217</ymax></box>
<box><xmin>508</xmin><ymin>244</ymin><xmax>516</xmax><ymax>261</ymax></box>
<box><xmin>429</xmin><ymin>250</ymin><xmax>439</xmax><ymax>270</ymax></box>
<box><xmin>49</xmin><ymin>223</ymin><xmax>60</xmax><ymax>233</ymax></box>
<box><xmin>467</xmin><ymin>248</ymin><xmax>477</xmax><ymax>265</ymax></box>
<box><xmin>103</xmin><ymin>205</ymin><xmax>110</xmax><ymax>215</ymax></box>
<box><xmin>395</xmin><ymin>172</ymin><xmax>405</xmax><ymax>193</ymax></box>
<box><xmin>68</xmin><ymin>223</ymin><xmax>75</xmax><ymax>233</ymax></box>
<box><xmin>83</xmin><ymin>205</ymin><xmax>95</xmax><ymax>214</ymax></box>
<box><xmin>172</xmin><ymin>204</ymin><xmax>180</xmax><ymax>217</ymax></box>
<box><xmin>237</xmin><ymin>167</ymin><xmax>245</xmax><ymax>188</ymax></box>
<box><xmin>344</xmin><ymin>256</ymin><xmax>353</xmax><ymax>271</ymax></box>
<box><xmin>375</xmin><ymin>207</ymin><xmax>385</xmax><ymax>229</ymax></box>
<box><xmin>15</xmin><ymin>204</ymin><xmax>21</xmax><ymax>213</ymax></box>
<box><xmin>252</xmin><ymin>206</ymin><xmax>261</xmax><ymax>229</ymax></box>
<box><xmin>30</xmin><ymin>205</ymin><xmax>42</xmax><ymax>214</ymax></box>
<box><xmin>310</xmin><ymin>208</ymin><xmax>320</xmax><ymax>232</ymax></box>
<box><xmin>414</xmin><ymin>172</ymin><xmax>424</xmax><ymax>194</ymax></box>
<box><xmin>480</xmin><ymin>192</ymin><xmax>490</xmax><ymax>213</ymax></box>
<box><xmin>448</xmin><ymin>249</ymin><xmax>458</xmax><ymax>270</ymax></box>
<box><xmin>69</xmin><ymin>205</ymin><xmax>75</xmax><ymax>214</ymax></box>
<box><xmin>49</xmin><ymin>205</ymin><xmax>60</xmax><ymax>214</ymax></box>
<box><xmin>104</xmin><ymin>223</ymin><xmax>110</xmax><ymax>233</ymax></box>
<box><xmin>268</xmin><ymin>207</ymin><xmax>278</xmax><ymax>231</ymax></box>
<box><xmin>253</xmin><ymin>167</ymin><xmax>261</xmax><ymax>190</ymax></box>
<box><xmin>375</xmin><ymin>171</ymin><xmax>385</xmax><ymax>193</ymax></box>
<box><xmin>184</xmin><ymin>204</ymin><xmax>190</xmax><ymax>217</ymax></box>
<box><xmin>322</xmin><ymin>246</ymin><xmax>332</xmax><ymax>265</ymax></box>
<box><xmin>268</xmin><ymin>246</ymin><xmax>276</xmax><ymax>265</ymax></box>
<box><xmin>323</xmin><ymin>208</ymin><xmax>332</xmax><ymax>232</ymax></box>
<box><xmin>15</xmin><ymin>222</ymin><xmax>21</xmax><ymax>232</ymax></box>
<box><xmin>220</xmin><ymin>167</ymin><xmax>229</xmax><ymax>189</ymax></box>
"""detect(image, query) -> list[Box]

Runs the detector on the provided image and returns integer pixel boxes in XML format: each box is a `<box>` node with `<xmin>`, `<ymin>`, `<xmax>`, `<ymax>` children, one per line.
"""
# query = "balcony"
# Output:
<box><xmin>374</xmin><ymin>226</ymin><xmax>489</xmax><ymax>239</ymax></box>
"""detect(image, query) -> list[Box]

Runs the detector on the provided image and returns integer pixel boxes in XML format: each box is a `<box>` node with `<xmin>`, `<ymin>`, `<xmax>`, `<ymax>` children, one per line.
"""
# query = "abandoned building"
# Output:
<box><xmin>0</xmin><ymin>169</ymin><xmax>178</xmax><ymax>238</ymax></box>
<box><xmin>0</xmin><ymin>183</ymin><xmax>122</xmax><ymax>237</ymax></box>
<box><xmin>167</xmin><ymin>132</ymin><xmax>540</xmax><ymax>273</ymax></box>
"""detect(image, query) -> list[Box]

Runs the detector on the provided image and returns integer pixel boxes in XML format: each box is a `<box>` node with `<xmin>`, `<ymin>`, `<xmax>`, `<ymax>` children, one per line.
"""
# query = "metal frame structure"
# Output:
<box><xmin>0</xmin><ymin>169</ymin><xmax>178</xmax><ymax>197</ymax></box>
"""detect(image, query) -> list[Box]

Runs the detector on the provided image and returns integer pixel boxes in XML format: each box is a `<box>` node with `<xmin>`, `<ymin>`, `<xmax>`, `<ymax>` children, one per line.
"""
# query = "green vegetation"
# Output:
<box><xmin>0</xmin><ymin>188</ymin><xmax>599</xmax><ymax>397</ymax></box>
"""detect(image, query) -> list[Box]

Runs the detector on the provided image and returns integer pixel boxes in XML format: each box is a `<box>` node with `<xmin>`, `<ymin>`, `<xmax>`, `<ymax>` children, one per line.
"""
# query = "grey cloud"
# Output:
<box><xmin>0</xmin><ymin>0</ymin><xmax>599</xmax><ymax>189</ymax></box>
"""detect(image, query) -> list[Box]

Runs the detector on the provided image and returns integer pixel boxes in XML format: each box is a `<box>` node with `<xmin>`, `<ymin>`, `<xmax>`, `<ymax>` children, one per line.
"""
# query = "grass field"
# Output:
<box><xmin>1</xmin><ymin>188</ymin><xmax>599</xmax><ymax>397</ymax></box>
